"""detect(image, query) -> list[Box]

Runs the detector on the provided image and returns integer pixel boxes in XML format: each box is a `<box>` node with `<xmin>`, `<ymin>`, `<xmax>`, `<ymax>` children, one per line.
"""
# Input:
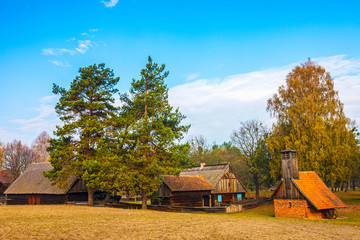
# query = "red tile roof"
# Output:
<box><xmin>293</xmin><ymin>172</ymin><xmax>346</xmax><ymax>210</ymax></box>
<box><xmin>161</xmin><ymin>175</ymin><xmax>214</xmax><ymax>192</ymax></box>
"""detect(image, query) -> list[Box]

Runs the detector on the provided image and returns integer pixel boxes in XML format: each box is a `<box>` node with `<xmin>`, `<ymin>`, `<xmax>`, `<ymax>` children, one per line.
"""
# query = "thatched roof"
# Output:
<box><xmin>4</xmin><ymin>162</ymin><xmax>77</xmax><ymax>195</ymax></box>
<box><xmin>180</xmin><ymin>164</ymin><xmax>229</xmax><ymax>187</ymax></box>
<box><xmin>161</xmin><ymin>175</ymin><xmax>214</xmax><ymax>192</ymax></box>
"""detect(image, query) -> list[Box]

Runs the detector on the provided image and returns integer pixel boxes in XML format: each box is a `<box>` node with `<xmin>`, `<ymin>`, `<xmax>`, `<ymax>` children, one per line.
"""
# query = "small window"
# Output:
<box><xmin>237</xmin><ymin>194</ymin><xmax>242</xmax><ymax>201</ymax></box>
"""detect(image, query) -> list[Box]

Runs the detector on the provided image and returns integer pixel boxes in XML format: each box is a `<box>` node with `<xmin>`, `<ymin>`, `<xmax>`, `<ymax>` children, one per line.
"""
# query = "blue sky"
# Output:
<box><xmin>1</xmin><ymin>0</ymin><xmax>360</xmax><ymax>145</ymax></box>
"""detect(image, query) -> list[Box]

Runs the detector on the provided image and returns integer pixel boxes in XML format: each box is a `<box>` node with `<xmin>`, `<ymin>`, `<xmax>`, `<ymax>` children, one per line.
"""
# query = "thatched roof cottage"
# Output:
<box><xmin>5</xmin><ymin>162</ymin><xmax>87</xmax><ymax>205</ymax></box>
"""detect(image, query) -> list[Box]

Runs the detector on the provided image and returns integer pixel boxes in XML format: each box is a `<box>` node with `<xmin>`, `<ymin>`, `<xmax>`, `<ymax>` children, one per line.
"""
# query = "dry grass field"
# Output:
<box><xmin>1</xmin><ymin>192</ymin><xmax>360</xmax><ymax>240</ymax></box>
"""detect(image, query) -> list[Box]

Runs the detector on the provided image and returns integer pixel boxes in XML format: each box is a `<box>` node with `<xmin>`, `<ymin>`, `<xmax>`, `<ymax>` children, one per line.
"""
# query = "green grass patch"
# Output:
<box><xmin>335</xmin><ymin>191</ymin><xmax>360</xmax><ymax>204</ymax></box>
<box><xmin>236</xmin><ymin>204</ymin><xmax>275</xmax><ymax>218</ymax></box>
<box><xmin>122</xmin><ymin>200</ymin><xmax>151</xmax><ymax>205</ymax></box>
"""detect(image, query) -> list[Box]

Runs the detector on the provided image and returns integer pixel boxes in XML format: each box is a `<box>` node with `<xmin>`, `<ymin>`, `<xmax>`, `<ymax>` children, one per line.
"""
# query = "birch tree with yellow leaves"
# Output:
<box><xmin>267</xmin><ymin>59</ymin><xmax>359</xmax><ymax>188</ymax></box>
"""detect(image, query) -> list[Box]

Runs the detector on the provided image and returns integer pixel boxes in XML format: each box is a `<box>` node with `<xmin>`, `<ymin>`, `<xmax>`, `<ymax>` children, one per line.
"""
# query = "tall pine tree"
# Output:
<box><xmin>120</xmin><ymin>56</ymin><xmax>190</xmax><ymax>209</ymax></box>
<box><xmin>44</xmin><ymin>63</ymin><xmax>119</xmax><ymax>205</ymax></box>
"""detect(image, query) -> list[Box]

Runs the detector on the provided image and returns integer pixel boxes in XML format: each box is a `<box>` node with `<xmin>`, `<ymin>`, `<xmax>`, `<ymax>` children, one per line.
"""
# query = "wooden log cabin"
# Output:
<box><xmin>154</xmin><ymin>175</ymin><xmax>214</xmax><ymax>207</ymax></box>
<box><xmin>5</xmin><ymin>162</ymin><xmax>88</xmax><ymax>205</ymax></box>
<box><xmin>272</xmin><ymin>150</ymin><xmax>346</xmax><ymax>219</ymax></box>
<box><xmin>180</xmin><ymin>163</ymin><xmax>246</xmax><ymax>206</ymax></box>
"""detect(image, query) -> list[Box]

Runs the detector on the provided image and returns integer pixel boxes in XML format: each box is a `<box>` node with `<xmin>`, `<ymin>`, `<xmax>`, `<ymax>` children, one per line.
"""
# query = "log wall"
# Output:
<box><xmin>6</xmin><ymin>194</ymin><xmax>67</xmax><ymax>205</ymax></box>
<box><xmin>169</xmin><ymin>191</ymin><xmax>211</xmax><ymax>207</ymax></box>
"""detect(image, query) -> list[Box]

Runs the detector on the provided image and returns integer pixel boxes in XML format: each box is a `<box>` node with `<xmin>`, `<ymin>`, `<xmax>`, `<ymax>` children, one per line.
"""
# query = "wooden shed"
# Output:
<box><xmin>154</xmin><ymin>175</ymin><xmax>214</xmax><ymax>207</ymax></box>
<box><xmin>5</xmin><ymin>162</ymin><xmax>88</xmax><ymax>205</ymax></box>
<box><xmin>272</xmin><ymin>150</ymin><xmax>346</xmax><ymax>219</ymax></box>
<box><xmin>0</xmin><ymin>170</ymin><xmax>11</xmax><ymax>196</ymax></box>
<box><xmin>181</xmin><ymin>163</ymin><xmax>246</xmax><ymax>206</ymax></box>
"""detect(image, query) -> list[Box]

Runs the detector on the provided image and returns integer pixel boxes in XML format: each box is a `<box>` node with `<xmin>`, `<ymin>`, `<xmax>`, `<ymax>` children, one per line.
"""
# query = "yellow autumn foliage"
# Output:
<box><xmin>267</xmin><ymin>60</ymin><xmax>359</xmax><ymax>186</ymax></box>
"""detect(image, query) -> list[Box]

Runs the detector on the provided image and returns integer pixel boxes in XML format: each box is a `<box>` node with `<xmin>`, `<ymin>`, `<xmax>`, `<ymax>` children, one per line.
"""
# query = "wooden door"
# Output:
<box><xmin>28</xmin><ymin>196</ymin><xmax>41</xmax><ymax>205</ymax></box>
<box><xmin>203</xmin><ymin>195</ymin><xmax>210</xmax><ymax>207</ymax></box>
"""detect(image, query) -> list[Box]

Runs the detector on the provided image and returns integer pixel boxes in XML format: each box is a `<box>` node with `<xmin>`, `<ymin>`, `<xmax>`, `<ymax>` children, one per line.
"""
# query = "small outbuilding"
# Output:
<box><xmin>272</xmin><ymin>150</ymin><xmax>346</xmax><ymax>219</ymax></box>
<box><xmin>181</xmin><ymin>163</ymin><xmax>246</xmax><ymax>206</ymax></box>
<box><xmin>154</xmin><ymin>175</ymin><xmax>214</xmax><ymax>207</ymax></box>
<box><xmin>5</xmin><ymin>162</ymin><xmax>88</xmax><ymax>205</ymax></box>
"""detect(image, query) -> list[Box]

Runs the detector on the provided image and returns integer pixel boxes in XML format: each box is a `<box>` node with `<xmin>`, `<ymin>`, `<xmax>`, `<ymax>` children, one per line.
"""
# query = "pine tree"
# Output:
<box><xmin>120</xmin><ymin>56</ymin><xmax>190</xmax><ymax>209</ymax></box>
<box><xmin>44</xmin><ymin>63</ymin><xmax>119</xmax><ymax>205</ymax></box>
<box><xmin>267</xmin><ymin>60</ymin><xmax>359</xmax><ymax>187</ymax></box>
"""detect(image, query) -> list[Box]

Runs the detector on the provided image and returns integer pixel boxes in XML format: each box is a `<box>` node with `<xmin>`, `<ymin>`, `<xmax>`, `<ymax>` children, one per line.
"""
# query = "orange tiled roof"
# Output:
<box><xmin>161</xmin><ymin>175</ymin><xmax>214</xmax><ymax>192</ymax></box>
<box><xmin>293</xmin><ymin>172</ymin><xmax>346</xmax><ymax>210</ymax></box>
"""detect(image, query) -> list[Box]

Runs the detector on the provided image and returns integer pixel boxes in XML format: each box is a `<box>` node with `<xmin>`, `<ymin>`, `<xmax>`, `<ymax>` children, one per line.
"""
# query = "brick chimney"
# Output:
<box><xmin>281</xmin><ymin>150</ymin><xmax>299</xmax><ymax>199</ymax></box>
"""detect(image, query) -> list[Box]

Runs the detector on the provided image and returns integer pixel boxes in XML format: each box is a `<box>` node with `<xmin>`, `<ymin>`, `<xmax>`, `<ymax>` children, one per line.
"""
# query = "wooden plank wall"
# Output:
<box><xmin>68</xmin><ymin>192</ymin><xmax>88</xmax><ymax>201</ymax></box>
<box><xmin>215</xmin><ymin>178</ymin><xmax>244</xmax><ymax>194</ymax></box>
<box><xmin>281</xmin><ymin>151</ymin><xmax>299</xmax><ymax>199</ymax></box>
<box><xmin>170</xmin><ymin>191</ymin><xmax>211</xmax><ymax>207</ymax></box>
<box><xmin>6</xmin><ymin>194</ymin><xmax>67</xmax><ymax>205</ymax></box>
<box><xmin>158</xmin><ymin>184</ymin><xmax>171</xmax><ymax>197</ymax></box>
<box><xmin>68</xmin><ymin>179</ymin><xmax>88</xmax><ymax>193</ymax></box>
<box><xmin>211</xmin><ymin>193</ymin><xmax>240</xmax><ymax>205</ymax></box>
<box><xmin>273</xmin><ymin>182</ymin><xmax>304</xmax><ymax>200</ymax></box>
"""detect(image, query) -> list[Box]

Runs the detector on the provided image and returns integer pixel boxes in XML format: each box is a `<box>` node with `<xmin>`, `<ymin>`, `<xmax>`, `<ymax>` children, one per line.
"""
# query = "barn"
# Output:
<box><xmin>5</xmin><ymin>162</ymin><xmax>88</xmax><ymax>205</ymax></box>
<box><xmin>154</xmin><ymin>175</ymin><xmax>214</xmax><ymax>207</ymax></box>
<box><xmin>0</xmin><ymin>170</ymin><xmax>11</xmax><ymax>196</ymax></box>
<box><xmin>272</xmin><ymin>150</ymin><xmax>346</xmax><ymax>219</ymax></box>
<box><xmin>180</xmin><ymin>163</ymin><xmax>246</xmax><ymax>206</ymax></box>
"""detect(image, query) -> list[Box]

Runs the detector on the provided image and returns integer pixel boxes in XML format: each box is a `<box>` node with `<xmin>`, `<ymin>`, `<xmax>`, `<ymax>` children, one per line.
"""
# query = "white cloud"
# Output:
<box><xmin>12</xmin><ymin>95</ymin><xmax>59</xmax><ymax>136</ymax></box>
<box><xmin>43</xmin><ymin>40</ymin><xmax>92</xmax><ymax>59</ymax></box>
<box><xmin>48</xmin><ymin>60</ymin><xmax>70</xmax><ymax>67</ymax></box>
<box><xmin>89</xmin><ymin>29</ymin><xmax>99</xmax><ymax>33</ymax></box>
<box><xmin>101</xmin><ymin>0</ymin><xmax>119</xmax><ymax>7</ymax></box>
<box><xmin>169</xmin><ymin>55</ymin><xmax>360</xmax><ymax>144</ymax></box>
<box><xmin>39</xmin><ymin>95</ymin><xmax>59</xmax><ymax>104</ymax></box>
<box><xmin>42</xmin><ymin>48</ymin><xmax>76</xmax><ymax>56</ymax></box>
<box><xmin>186</xmin><ymin>73</ymin><xmax>200</xmax><ymax>81</ymax></box>
<box><xmin>81</xmin><ymin>32</ymin><xmax>88</xmax><ymax>36</ymax></box>
<box><xmin>315</xmin><ymin>55</ymin><xmax>360</xmax><ymax>126</ymax></box>
<box><xmin>75</xmin><ymin>40</ymin><xmax>92</xmax><ymax>54</ymax></box>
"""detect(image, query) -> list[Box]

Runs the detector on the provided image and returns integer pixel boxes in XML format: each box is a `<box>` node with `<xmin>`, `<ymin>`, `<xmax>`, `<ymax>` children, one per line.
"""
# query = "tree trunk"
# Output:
<box><xmin>105</xmin><ymin>192</ymin><xmax>111</xmax><ymax>202</ymax></box>
<box><xmin>87</xmin><ymin>187</ymin><xmax>94</xmax><ymax>206</ymax></box>
<box><xmin>254</xmin><ymin>173</ymin><xmax>260</xmax><ymax>200</ymax></box>
<box><xmin>352</xmin><ymin>180</ymin><xmax>356</xmax><ymax>191</ymax></box>
<box><xmin>141</xmin><ymin>190</ymin><xmax>147</xmax><ymax>209</ymax></box>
